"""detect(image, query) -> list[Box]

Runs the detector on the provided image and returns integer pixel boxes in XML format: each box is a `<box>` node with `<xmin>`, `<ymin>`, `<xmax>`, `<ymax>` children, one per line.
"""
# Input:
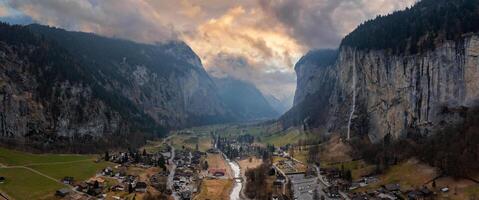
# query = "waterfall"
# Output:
<box><xmin>347</xmin><ymin>65</ymin><xmax>357</xmax><ymax>140</ymax></box>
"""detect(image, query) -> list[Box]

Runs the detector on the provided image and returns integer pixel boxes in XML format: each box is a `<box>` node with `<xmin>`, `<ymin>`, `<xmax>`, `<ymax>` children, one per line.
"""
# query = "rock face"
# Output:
<box><xmin>339</xmin><ymin>35</ymin><xmax>479</xmax><ymax>141</ymax></box>
<box><xmin>286</xmin><ymin>34</ymin><xmax>479</xmax><ymax>142</ymax></box>
<box><xmin>284</xmin><ymin>0</ymin><xmax>479</xmax><ymax>142</ymax></box>
<box><xmin>0</xmin><ymin>23</ymin><xmax>233</xmax><ymax>150</ymax></box>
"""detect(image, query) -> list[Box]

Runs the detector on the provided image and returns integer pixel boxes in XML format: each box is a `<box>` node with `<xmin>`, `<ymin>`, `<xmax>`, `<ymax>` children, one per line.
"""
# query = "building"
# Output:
<box><xmin>55</xmin><ymin>188</ymin><xmax>71</xmax><ymax>197</ymax></box>
<box><xmin>135</xmin><ymin>182</ymin><xmax>147</xmax><ymax>192</ymax></box>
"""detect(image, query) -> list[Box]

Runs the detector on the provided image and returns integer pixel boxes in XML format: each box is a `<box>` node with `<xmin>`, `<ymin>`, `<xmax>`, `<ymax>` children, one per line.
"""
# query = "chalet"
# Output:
<box><xmin>55</xmin><ymin>188</ymin><xmax>71</xmax><ymax>197</ymax></box>
<box><xmin>76</xmin><ymin>182</ymin><xmax>89</xmax><ymax>192</ymax></box>
<box><xmin>135</xmin><ymin>182</ymin><xmax>147</xmax><ymax>192</ymax></box>
<box><xmin>384</xmin><ymin>183</ymin><xmax>401</xmax><ymax>192</ymax></box>
<box><xmin>62</xmin><ymin>176</ymin><xmax>74</xmax><ymax>185</ymax></box>
<box><xmin>111</xmin><ymin>184</ymin><xmax>125</xmax><ymax>192</ymax></box>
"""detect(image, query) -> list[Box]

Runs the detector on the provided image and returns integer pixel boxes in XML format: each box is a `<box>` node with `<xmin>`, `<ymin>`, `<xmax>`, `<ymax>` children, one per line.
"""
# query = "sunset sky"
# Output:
<box><xmin>0</xmin><ymin>0</ymin><xmax>415</xmax><ymax>104</ymax></box>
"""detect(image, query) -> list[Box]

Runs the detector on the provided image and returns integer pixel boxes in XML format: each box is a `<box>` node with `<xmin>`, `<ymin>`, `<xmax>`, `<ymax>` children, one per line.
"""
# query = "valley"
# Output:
<box><xmin>1</xmin><ymin>0</ymin><xmax>479</xmax><ymax>199</ymax></box>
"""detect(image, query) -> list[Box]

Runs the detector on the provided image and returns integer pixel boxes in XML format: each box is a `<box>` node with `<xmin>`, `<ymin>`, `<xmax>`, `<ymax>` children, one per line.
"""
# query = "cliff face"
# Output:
<box><xmin>0</xmin><ymin>23</ymin><xmax>232</xmax><ymax>150</ymax></box>
<box><xmin>285</xmin><ymin>0</ymin><xmax>479</xmax><ymax>142</ymax></box>
<box><xmin>337</xmin><ymin>35</ymin><xmax>479</xmax><ymax>141</ymax></box>
<box><xmin>280</xmin><ymin>50</ymin><xmax>338</xmax><ymax>129</ymax></box>
<box><xmin>287</xmin><ymin>34</ymin><xmax>479</xmax><ymax>142</ymax></box>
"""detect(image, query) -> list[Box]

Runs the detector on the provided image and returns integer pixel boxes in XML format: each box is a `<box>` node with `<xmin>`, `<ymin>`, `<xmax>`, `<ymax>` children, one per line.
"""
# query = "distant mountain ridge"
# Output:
<box><xmin>213</xmin><ymin>77</ymin><xmax>279</xmax><ymax>120</ymax></box>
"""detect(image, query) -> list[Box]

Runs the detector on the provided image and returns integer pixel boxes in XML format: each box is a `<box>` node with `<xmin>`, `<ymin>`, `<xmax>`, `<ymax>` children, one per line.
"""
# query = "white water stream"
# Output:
<box><xmin>228</xmin><ymin>159</ymin><xmax>242</xmax><ymax>200</ymax></box>
<box><xmin>347</xmin><ymin>65</ymin><xmax>357</xmax><ymax>140</ymax></box>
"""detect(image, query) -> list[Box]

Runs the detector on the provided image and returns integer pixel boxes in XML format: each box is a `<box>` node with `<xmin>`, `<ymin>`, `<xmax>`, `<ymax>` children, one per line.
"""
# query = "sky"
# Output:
<box><xmin>0</xmin><ymin>0</ymin><xmax>416</xmax><ymax>105</ymax></box>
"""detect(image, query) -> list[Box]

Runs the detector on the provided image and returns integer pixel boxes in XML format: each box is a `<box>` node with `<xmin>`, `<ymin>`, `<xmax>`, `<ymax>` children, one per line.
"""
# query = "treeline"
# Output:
<box><xmin>0</xmin><ymin>131</ymin><xmax>149</xmax><ymax>154</ymax></box>
<box><xmin>353</xmin><ymin>106</ymin><xmax>479</xmax><ymax>178</ymax></box>
<box><xmin>244</xmin><ymin>159</ymin><xmax>274</xmax><ymax>200</ymax></box>
<box><xmin>341</xmin><ymin>0</ymin><xmax>479</xmax><ymax>54</ymax></box>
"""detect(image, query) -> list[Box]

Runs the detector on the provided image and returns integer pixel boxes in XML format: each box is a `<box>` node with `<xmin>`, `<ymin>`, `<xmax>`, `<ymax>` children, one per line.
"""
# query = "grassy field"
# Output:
<box><xmin>0</xmin><ymin>147</ymin><xmax>94</xmax><ymax>166</ymax></box>
<box><xmin>0</xmin><ymin>147</ymin><xmax>111</xmax><ymax>200</ymax></box>
<box><xmin>0</xmin><ymin>168</ymin><xmax>63</xmax><ymax>200</ymax></box>
<box><xmin>261</xmin><ymin>128</ymin><xmax>306</xmax><ymax>146</ymax></box>
<box><xmin>194</xmin><ymin>179</ymin><xmax>233</xmax><ymax>200</ymax></box>
<box><xmin>169</xmin><ymin>134</ymin><xmax>212</xmax><ymax>152</ymax></box>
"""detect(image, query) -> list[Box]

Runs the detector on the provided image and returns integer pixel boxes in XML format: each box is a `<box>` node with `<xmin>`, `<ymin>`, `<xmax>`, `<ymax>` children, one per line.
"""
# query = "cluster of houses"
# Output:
<box><xmin>348</xmin><ymin>183</ymin><xmax>437</xmax><ymax>200</ymax></box>
<box><xmin>172</xmin><ymin>149</ymin><xmax>206</xmax><ymax>200</ymax></box>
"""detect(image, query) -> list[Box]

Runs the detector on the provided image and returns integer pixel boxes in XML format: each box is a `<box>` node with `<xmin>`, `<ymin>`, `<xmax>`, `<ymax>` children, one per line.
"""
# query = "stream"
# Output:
<box><xmin>227</xmin><ymin>158</ymin><xmax>242</xmax><ymax>200</ymax></box>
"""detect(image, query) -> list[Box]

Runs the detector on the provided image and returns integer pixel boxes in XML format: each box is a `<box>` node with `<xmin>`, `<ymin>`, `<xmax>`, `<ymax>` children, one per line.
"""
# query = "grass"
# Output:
<box><xmin>356</xmin><ymin>159</ymin><xmax>437</xmax><ymax>192</ymax></box>
<box><xmin>0</xmin><ymin>147</ymin><xmax>112</xmax><ymax>200</ymax></box>
<box><xmin>322</xmin><ymin>160</ymin><xmax>375</xmax><ymax>180</ymax></box>
<box><xmin>0</xmin><ymin>147</ymin><xmax>93</xmax><ymax>166</ymax></box>
<box><xmin>0</xmin><ymin>168</ymin><xmax>64</xmax><ymax>200</ymax></box>
<box><xmin>29</xmin><ymin>160</ymin><xmax>113</xmax><ymax>181</ymax></box>
<box><xmin>194</xmin><ymin>179</ymin><xmax>233</xmax><ymax>200</ymax></box>
<box><xmin>262</xmin><ymin>128</ymin><xmax>306</xmax><ymax>147</ymax></box>
<box><xmin>169</xmin><ymin>134</ymin><xmax>212</xmax><ymax>152</ymax></box>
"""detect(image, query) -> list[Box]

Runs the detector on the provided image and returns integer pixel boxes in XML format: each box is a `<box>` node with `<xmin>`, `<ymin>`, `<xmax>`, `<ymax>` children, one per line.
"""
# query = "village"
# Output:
<box><xmin>43</xmin><ymin>129</ymin><xmax>457</xmax><ymax>200</ymax></box>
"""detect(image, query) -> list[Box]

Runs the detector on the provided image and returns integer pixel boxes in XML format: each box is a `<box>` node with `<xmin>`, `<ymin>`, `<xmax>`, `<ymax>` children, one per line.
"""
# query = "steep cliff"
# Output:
<box><xmin>285</xmin><ymin>0</ymin><xmax>479</xmax><ymax>142</ymax></box>
<box><xmin>0</xmin><ymin>23</ymin><xmax>233</xmax><ymax>151</ymax></box>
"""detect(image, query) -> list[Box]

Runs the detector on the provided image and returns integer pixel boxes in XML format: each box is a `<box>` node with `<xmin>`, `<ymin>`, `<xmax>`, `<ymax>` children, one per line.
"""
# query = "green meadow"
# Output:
<box><xmin>0</xmin><ymin>147</ymin><xmax>113</xmax><ymax>200</ymax></box>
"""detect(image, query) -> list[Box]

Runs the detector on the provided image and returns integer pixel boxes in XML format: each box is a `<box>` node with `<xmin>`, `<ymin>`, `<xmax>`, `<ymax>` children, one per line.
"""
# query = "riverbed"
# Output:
<box><xmin>227</xmin><ymin>158</ymin><xmax>242</xmax><ymax>200</ymax></box>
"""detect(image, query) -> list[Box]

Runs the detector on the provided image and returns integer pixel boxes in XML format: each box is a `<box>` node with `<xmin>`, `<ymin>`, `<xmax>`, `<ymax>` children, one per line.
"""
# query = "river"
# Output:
<box><xmin>227</xmin><ymin>158</ymin><xmax>242</xmax><ymax>200</ymax></box>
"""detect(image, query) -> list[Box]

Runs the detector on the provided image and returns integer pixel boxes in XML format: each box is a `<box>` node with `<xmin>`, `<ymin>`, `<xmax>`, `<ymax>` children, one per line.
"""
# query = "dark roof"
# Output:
<box><xmin>384</xmin><ymin>183</ymin><xmax>400</xmax><ymax>191</ymax></box>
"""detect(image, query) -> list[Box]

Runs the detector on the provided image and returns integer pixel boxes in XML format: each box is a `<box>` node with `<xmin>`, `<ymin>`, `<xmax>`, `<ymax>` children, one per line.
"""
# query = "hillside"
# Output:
<box><xmin>0</xmin><ymin>23</ymin><xmax>234</xmax><ymax>152</ymax></box>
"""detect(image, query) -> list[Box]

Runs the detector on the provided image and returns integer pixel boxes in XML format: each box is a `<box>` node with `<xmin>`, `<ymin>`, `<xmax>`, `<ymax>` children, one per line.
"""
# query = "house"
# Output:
<box><xmin>76</xmin><ymin>182</ymin><xmax>89</xmax><ymax>192</ymax></box>
<box><xmin>135</xmin><ymin>182</ymin><xmax>147</xmax><ymax>192</ymax></box>
<box><xmin>55</xmin><ymin>188</ymin><xmax>71</xmax><ymax>197</ymax></box>
<box><xmin>111</xmin><ymin>184</ymin><xmax>125</xmax><ymax>192</ymax></box>
<box><xmin>384</xmin><ymin>183</ymin><xmax>401</xmax><ymax>192</ymax></box>
<box><xmin>62</xmin><ymin>176</ymin><xmax>75</xmax><ymax>185</ymax></box>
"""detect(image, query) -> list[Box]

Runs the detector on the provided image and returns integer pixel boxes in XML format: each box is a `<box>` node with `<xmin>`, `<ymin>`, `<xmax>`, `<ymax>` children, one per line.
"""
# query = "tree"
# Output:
<box><xmin>104</xmin><ymin>151</ymin><xmax>109</xmax><ymax>161</ymax></box>
<box><xmin>128</xmin><ymin>183</ymin><xmax>133</xmax><ymax>193</ymax></box>
<box><xmin>203</xmin><ymin>161</ymin><xmax>209</xmax><ymax>170</ymax></box>
<box><xmin>158</xmin><ymin>156</ymin><xmax>166</xmax><ymax>171</ymax></box>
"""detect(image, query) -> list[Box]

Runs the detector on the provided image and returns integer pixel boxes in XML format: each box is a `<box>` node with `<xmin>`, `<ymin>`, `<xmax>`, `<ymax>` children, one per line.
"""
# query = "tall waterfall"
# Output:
<box><xmin>347</xmin><ymin>65</ymin><xmax>357</xmax><ymax>140</ymax></box>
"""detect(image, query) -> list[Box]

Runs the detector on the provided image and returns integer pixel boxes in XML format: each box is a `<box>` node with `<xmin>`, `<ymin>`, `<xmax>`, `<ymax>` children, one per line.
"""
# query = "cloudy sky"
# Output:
<box><xmin>0</xmin><ymin>0</ymin><xmax>415</xmax><ymax>105</ymax></box>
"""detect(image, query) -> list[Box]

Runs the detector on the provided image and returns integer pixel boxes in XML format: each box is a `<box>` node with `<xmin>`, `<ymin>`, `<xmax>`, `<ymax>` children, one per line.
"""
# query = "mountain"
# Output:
<box><xmin>264</xmin><ymin>94</ymin><xmax>292</xmax><ymax>115</ymax></box>
<box><xmin>282</xmin><ymin>0</ymin><xmax>479</xmax><ymax>142</ymax></box>
<box><xmin>213</xmin><ymin>77</ymin><xmax>279</xmax><ymax>120</ymax></box>
<box><xmin>280</xmin><ymin>49</ymin><xmax>338</xmax><ymax>129</ymax></box>
<box><xmin>0</xmin><ymin>23</ymin><xmax>234</xmax><ymax>152</ymax></box>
